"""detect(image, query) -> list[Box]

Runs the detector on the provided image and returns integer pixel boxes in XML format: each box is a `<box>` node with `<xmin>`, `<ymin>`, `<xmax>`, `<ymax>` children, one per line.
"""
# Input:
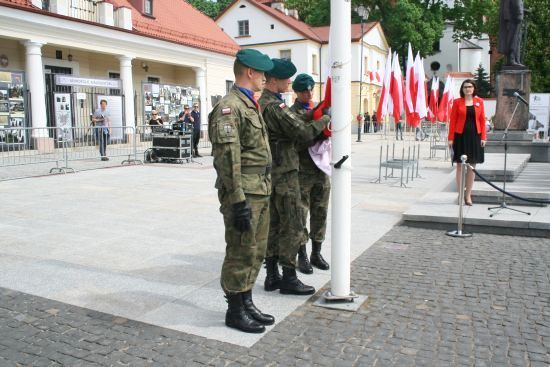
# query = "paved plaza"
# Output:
<box><xmin>0</xmin><ymin>134</ymin><xmax>548</xmax><ymax>366</ymax></box>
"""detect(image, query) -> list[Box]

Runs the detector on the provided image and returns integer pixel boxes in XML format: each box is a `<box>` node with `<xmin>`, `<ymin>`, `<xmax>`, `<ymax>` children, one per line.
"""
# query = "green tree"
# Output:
<box><xmin>285</xmin><ymin>0</ymin><xmax>330</xmax><ymax>26</ymax></box>
<box><xmin>445</xmin><ymin>0</ymin><xmax>499</xmax><ymax>42</ymax></box>
<box><xmin>188</xmin><ymin>0</ymin><xmax>233</xmax><ymax>18</ymax></box>
<box><xmin>474</xmin><ymin>63</ymin><xmax>492</xmax><ymax>97</ymax></box>
<box><xmin>523</xmin><ymin>0</ymin><xmax>550</xmax><ymax>92</ymax></box>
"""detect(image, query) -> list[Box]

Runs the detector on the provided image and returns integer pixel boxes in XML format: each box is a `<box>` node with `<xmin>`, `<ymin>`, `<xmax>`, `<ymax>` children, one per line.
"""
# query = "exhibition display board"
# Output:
<box><xmin>0</xmin><ymin>70</ymin><xmax>26</xmax><ymax>144</ymax></box>
<box><xmin>142</xmin><ymin>82</ymin><xmax>199</xmax><ymax>124</ymax></box>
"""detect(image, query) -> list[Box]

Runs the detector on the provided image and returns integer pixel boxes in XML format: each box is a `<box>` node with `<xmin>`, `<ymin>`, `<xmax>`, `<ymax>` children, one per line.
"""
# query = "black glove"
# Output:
<box><xmin>232</xmin><ymin>201</ymin><xmax>251</xmax><ymax>232</ymax></box>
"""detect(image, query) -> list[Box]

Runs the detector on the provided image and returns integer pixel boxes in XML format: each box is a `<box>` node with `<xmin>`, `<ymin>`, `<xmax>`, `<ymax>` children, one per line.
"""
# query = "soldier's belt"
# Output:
<box><xmin>242</xmin><ymin>165</ymin><xmax>272</xmax><ymax>175</ymax></box>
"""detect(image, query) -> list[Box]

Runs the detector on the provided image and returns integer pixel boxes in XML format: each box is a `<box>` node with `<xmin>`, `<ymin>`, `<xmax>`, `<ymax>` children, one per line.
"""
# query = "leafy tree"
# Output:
<box><xmin>522</xmin><ymin>0</ymin><xmax>550</xmax><ymax>92</ymax></box>
<box><xmin>474</xmin><ymin>63</ymin><xmax>492</xmax><ymax>97</ymax></box>
<box><xmin>445</xmin><ymin>0</ymin><xmax>499</xmax><ymax>42</ymax></box>
<box><xmin>285</xmin><ymin>0</ymin><xmax>330</xmax><ymax>26</ymax></box>
<box><xmin>188</xmin><ymin>0</ymin><xmax>233</xmax><ymax>19</ymax></box>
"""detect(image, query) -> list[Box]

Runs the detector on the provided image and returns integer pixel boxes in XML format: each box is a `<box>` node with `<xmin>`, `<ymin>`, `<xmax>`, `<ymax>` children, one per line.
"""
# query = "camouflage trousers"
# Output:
<box><xmin>219</xmin><ymin>191</ymin><xmax>270</xmax><ymax>294</ymax></box>
<box><xmin>266</xmin><ymin>170</ymin><xmax>303</xmax><ymax>268</ymax></box>
<box><xmin>299</xmin><ymin>170</ymin><xmax>330</xmax><ymax>244</ymax></box>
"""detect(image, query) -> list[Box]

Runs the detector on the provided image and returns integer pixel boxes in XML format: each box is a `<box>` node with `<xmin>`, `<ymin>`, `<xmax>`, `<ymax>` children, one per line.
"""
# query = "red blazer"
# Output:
<box><xmin>448</xmin><ymin>96</ymin><xmax>487</xmax><ymax>141</ymax></box>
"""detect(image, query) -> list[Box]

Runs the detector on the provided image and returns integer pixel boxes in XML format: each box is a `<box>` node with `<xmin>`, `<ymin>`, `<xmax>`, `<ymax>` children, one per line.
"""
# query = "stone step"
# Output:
<box><xmin>474</xmin><ymin>153</ymin><xmax>530</xmax><ymax>182</ymax></box>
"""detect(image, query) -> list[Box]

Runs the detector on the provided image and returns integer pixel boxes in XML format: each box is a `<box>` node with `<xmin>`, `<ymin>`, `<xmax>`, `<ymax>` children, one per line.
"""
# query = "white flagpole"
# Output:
<box><xmin>330</xmin><ymin>0</ymin><xmax>352</xmax><ymax>298</ymax></box>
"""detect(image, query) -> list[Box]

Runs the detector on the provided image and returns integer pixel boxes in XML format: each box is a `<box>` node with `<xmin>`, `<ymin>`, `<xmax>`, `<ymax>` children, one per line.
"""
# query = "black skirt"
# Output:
<box><xmin>452</xmin><ymin>106</ymin><xmax>484</xmax><ymax>164</ymax></box>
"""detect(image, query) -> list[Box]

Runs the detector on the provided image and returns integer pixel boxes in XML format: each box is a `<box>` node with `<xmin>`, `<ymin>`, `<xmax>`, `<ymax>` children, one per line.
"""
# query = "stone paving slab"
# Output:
<box><xmin>0</xmin><ymin>134</ymin><xmax>454</xmax><ymax>348</ymax></box>
<box><xmin>1</xmin><ymin>226</ymin><xmax>549</xmax><ymax>366</ymax></box>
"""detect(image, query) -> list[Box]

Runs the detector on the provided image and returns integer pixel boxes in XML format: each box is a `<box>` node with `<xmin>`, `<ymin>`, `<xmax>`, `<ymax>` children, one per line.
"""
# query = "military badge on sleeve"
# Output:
<box><xmin>223</xmin><ymin>123</ymin><xmax>233</xmax><ymax>135</ymax></box>
<box><xmin>279</xmin><ymin>102</ymin><xmax>286</xmax><ymax>109</ymax></box>
<box><xmin>222</xmin><ymin>107</ymin><xmax>231</xmax><ymax>115</ymax></box>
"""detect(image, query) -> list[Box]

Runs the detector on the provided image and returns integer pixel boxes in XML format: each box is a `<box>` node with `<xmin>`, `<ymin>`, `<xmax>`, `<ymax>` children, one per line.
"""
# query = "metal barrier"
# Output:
<box><xmin>1</xmin><ymin>126</ymin><xmax>141</xmax><ymax>180</ymax></box>
<box><xmin>372</xmin><ymin>142</ymin><xmax>421</xmax><ymax>187</ymax></box>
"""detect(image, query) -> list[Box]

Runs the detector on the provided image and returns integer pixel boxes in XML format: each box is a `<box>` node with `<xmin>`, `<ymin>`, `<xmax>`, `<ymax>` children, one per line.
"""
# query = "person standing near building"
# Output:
<box><xmin>149</xmin><ymin>110</ymin><xmax>163</xmax><ymax>125</ymax></box>
<box><xmin>191</xmin><ymin>103</ymin><xmax>201</xmax><ymax>157</ymax></box>
<box><xmin>372</xmin><ymin>112</ymin><xmax>377</xmax><ymax>132</ymax></box>
<box><xmin>259</xmin><ymin>59</ymin><xmax>330</xmax><ymax>295</ymax></box>
<box><xmin>92</xmin><ymin>99</ymin><xmax>111</xmax><ymax>161</ymax></box>
<box><xmin>208</xmin><ymin>49</ymin><xmax>274</xmax><ymax>334</ymax></box>
<box><xmin>364</xmin><ymin>112</ymin><xmax>371</xmax><ymax>133</ymax></box>
<box><xmin>395</xmin><ymin>119</ymin><xmax>404</xmax><ymax>140</ymax></box>
<box><xmin>290</xmin><ymin>73</ymin><xmax>331</xmax><ymax>275</ymax></box>
<box><xmin>448</xmin><ymin>79</ymin><xmax>486</xmax><ymax>206</ymax></box>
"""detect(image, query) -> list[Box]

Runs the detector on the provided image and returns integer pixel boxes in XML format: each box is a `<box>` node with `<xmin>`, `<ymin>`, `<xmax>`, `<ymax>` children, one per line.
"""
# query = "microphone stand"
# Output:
<box><xmin>488</xmin><ymin>96</ymin><xmax>531</xmax><ymax>217</ymax></box>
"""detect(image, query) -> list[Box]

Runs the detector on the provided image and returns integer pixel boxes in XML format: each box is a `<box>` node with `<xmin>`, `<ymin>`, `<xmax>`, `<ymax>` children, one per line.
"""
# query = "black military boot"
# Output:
<box><xmin>225</xmin><ymin>293</ymin><xmax>265</xmax><ymax>333</ymax></box>
<box><xmin>264</xmin><ymin>257</ymin><xmax>282</xmax><ymax>292</ymax></box>
<box><xmin>279</xmin><ymin>267</ymin><xmax>315</xmax><ymax>295</ymax></box>
<box><xmin>310</xmin><ymin>241</ymin><xmax>330</xmax><ymax>270</ymax></box>
<box><xmin>297</xmin><ymin>245</ymin><xmax>313</xmax><ymax>274</ymax></box>
<box><xmin>242</xmin><ymin>290</ymin><xmax>275</xmax><ymax>325</ymax></box>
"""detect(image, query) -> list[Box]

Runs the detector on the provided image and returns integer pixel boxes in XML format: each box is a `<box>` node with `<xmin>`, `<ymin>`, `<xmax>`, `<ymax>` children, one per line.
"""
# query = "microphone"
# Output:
<box><xmin>513</xmin><ymin>91</ymin><xmax>529</xmax><ymax>106</ymax></box>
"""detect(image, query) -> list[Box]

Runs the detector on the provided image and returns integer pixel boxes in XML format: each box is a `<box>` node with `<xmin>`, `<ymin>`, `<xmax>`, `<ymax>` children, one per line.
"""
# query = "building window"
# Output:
<box><xmin>109</xmin><ymin>72</ymin><xmax>121</xmax><ymax>96</ymax></box>
<box><xmin>280</xmin><ymin>49</ymin><xmax>291</xmax><ymax>61</ymax></box>
<box><xmin>364</xmin><ymin>56</ymin><xmax>368</xmax><ymax>76</ymax></box>
<box><xmin>312</xmin><ymin>54</ymin><xmax>318</xmax><ymax>75</ymax></box>
<box><xmin>376</xmin><ymin>60</ymin><xmax>380</xmax><ymax>70</ymax></box>
<box><xmin>238</xmin><ymin>20</ymin><xmax>249</xmax><ymax>36</ymax></box>
<box><xmin>226</xmin><ymin>80</ymin><xmax>234</xmax><ymax>94</ymax></box>
<box><xmin>148</xmin><ymin>77</ymin><xmax>160</xmax><ymax>84</ymax></box>
<box><xmin>144</xmin><ymin>0</ymin><xmax>152</xmax><ymax>15</ymax></box>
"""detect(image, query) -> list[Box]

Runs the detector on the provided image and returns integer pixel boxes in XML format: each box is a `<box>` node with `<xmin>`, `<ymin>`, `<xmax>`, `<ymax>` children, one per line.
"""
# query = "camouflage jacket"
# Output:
<box><xmin>208</xmin><ymin>86</ymin><xmax>272</xmax><ymax>204</ymax></box>
<box><xmin>289</xmin><ymin>100</ymin><xmax>326</xmax><ymax>174</ymax></box>
<box><xmin>258</xmin><ymin>89</ymin><xmax>329</xmax><ymax>175</ymax></box>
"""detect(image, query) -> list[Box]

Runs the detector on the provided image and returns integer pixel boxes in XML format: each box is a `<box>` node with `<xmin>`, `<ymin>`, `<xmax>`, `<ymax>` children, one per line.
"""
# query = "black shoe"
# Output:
<box><xmin>297</xmin><ymin>245</ymin><xmax>313</xmax><ymax>274</ymax></box>
<box><xmin>242</xmin><ymin>290</ymin><xmax>274</xmax><ymax>325</ymax></box>
<box><xmin>279</xmin><ymin>267</ymin><xmax>315</xmax><ymax>295</ymax></box>
<box><xmin>310</xmin><ymin>241</ymin><xmax>330</xmax><ymax>270</ymax></box>
<box><xmin>196</xmin><ymin>153</ymin><xmax>202</xmax><ymax>157</ymax></box>
<box><xmin>101</xmin><ymin>157</ymin><xmax>109</xmax><ymax>161</ymax></box>
<box><xmin>264</xmin><ymin>257</ymin><xmax>282</xmax><ymax>291</ymax></box>
<box><xmin>225</xmin><ymin>293</ymin><xmax>265</xmax><ymax>333</ymax></box>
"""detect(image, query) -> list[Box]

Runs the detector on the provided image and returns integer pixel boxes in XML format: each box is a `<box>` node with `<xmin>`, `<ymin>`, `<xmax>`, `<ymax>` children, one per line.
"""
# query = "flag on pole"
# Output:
<box><xmin>389</xmin><ymin>52</ymin><xmax>404</xmax><ymax>123</ymax></box>
<box><xmin>405</xmin><ymin>43</ymin><xmax>420</xmax><ymax>127</ymax></box>
<box><xmin>427</xmin><ymin>77</ymin><xmax>439</xmax><ymax>123</ymax></box>
<box><xmin>437</xmin><ymin>76</ymin><xmax>455</xmax><ymax>122</ymax></box>
<box><xmin>376</xmin><ymin>48</ymin><xmax>392</xmax><ymax>122</ymax></box>
<box><xmin>413</xmin><ymin>52</ymin><xmax>427</xmax><ymax>120</ymax></box>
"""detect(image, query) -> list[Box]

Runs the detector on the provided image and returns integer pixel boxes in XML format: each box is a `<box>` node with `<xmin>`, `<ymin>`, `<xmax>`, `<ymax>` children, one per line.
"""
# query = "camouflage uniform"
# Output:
<box><xmin>258</xmin><ymin>89</ymin><xmax>329</xmax><ymax>269</ymax></box>
<box><xmin>290</xmin><ymin>101</ymin><xmax>331</xmax><ymax>246</ymax></box>
<box><xmin>209</xmin><ymin>86</ymin><xmax>272</xmax><ymax>294</ymax></box>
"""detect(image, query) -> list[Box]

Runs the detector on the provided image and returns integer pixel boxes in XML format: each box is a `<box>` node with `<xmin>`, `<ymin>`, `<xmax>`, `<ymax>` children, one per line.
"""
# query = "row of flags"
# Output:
<box><xmin>376</xmin><ymin>43</ymin><xmax>456</xmax><ymax>127</ymax></box>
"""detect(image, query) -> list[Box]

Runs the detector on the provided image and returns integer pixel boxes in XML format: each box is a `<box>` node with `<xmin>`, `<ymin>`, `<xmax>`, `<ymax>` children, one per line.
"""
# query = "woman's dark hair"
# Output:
<box><xmin>459</xmin><ymin>79</ymin><xmax>477</xmax><ymax>98</ymax></box>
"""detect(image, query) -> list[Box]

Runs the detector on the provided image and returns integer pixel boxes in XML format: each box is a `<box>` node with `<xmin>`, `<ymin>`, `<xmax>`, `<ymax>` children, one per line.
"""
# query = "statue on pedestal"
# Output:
<box><xmin>498</xmin><ymin>0</ymin><xmax>525</xmax><ymax>67</ymax></box>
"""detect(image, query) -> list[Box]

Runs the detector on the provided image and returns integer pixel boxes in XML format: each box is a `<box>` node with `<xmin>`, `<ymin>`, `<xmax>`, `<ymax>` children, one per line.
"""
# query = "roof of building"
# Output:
<box><xmin>459</xmin><ymin>39</ymin><xmax>483</xmax><ymax>50</ymax></box>
<box><xmin>217</xmin><ymin>0</ymin><xmax>379</xmax><ymax>44</ymax></box>
<box><xmin>0</xmin><ymin>0</ymin><xmax>240</xmax><ymax>56</ymax></box>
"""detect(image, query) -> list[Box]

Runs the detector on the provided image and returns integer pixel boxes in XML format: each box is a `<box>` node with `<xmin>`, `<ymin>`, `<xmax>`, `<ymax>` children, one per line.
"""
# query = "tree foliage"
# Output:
<box><xmin>522</xmin><ymin>0</ymin><xmax>550</xmax><ymax>92</ymax></box>
<box><xmin>474</xmin><ymin>63</ymin><xmax>492</xmax><ymax>97</ymax></box>
<box><xmin>188</xmin><ymin>0</ymin><xmax>233</xmax><ymax>19</ymax></box>
<box><xmin>445</xmin><ymin>0</ymin><xmax>499</xmax><ymax>42</ymax></box>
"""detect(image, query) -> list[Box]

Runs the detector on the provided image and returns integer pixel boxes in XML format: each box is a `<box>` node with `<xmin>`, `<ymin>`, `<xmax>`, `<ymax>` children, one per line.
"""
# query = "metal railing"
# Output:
<box><xmin>0</xmin><ymin>126</ymin><xmax>141</xmax><ymax>180</ymax></box>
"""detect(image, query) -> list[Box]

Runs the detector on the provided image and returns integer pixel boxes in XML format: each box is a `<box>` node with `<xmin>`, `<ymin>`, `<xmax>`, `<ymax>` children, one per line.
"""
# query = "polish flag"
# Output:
<box><xmin>375</xmin><ymin>70</ymin><xmax>381</xmax><ymax>82</ymax></box>
<box><xmin>405</xmin><ymin>43</ymin><xmax>420</xmax><ymax>127</ymax></box>
<box><xmin>413</xmin><ymin>52</ymin><xmax>427</xmax><ymax>119</ymax></box>
<box><xmin>368</xmin><ymin>71</ymin><xmax>373</xmax><ymax>82</ymax></box>
<box><xmin>427</xmin><ymin>77</ymin><xmax>439</xmax><ymax>123</ymax></box>
<box><xmin>376</xmin><ymin>48</ymin><xmax>392</xmax><ymax>122</ymax></box>
<box><xmin>437</xmin><ymin>76</ymin><xmax>455</xmax><ymax>122</ymax></box>
<box><xmin>389</xmin><ymin>52</ymin><xmax>404</xmax><ymax>122</ymax></box>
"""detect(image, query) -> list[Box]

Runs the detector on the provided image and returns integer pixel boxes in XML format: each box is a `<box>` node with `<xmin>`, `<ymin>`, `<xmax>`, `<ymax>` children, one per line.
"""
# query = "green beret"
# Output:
<box><xmin>266</xmin><ymin>58</ymin><xmax>297</xmax><ymax>79</ymax></box>
<box><xmin>292</xmin><ymin>73</ymin><xmax>315</xmax><ymax>92</ymax></box>
<box><xmin>236</xmin><ymin>49</ymin><xmax>274</xmax><ymax>72</ymax></box>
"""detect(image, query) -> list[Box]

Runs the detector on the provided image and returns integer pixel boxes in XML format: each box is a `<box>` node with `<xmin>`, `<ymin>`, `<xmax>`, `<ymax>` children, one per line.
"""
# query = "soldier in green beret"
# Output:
<box><xmin>290</xmin><ymin>73</ymin><xmax>331</xmax><ymax>274</ymax></box>
<box><xmin>208</xmin><ymin>49</ymin><xmax>274</xmax><ymax>333</ymax></box>
<box><xmin>259</xmin><ymin>59</ymin><xmax>330</xmax><ymax>295</ymax></box>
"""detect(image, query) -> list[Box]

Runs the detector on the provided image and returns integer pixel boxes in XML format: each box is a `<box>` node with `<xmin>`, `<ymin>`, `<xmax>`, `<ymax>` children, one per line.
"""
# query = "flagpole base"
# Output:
<box><xmin>313</xmin><ymin>290</ymin><xmax>368</xmax><ymax>312</ymax></box>
<box><xmin>446</xmin><ymin>230</ymin><xmax>472</xmax><ymax>238</ymax></box>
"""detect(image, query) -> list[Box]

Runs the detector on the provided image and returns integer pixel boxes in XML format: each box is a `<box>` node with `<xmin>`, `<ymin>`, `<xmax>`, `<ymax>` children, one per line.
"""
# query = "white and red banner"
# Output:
<box><xmin>437</xmin><ymin>76</ymin><xmax>455</xmax><ymax>123</ymax></box>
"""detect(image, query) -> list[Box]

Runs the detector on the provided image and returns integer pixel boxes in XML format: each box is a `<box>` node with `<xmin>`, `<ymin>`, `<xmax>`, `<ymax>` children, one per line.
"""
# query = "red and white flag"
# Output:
<box><xmin>376</xmin><ymin>48</ymin><xmax>392</xmax><ymax>122</ymax></box>
<box><xmin>389</xmin><ymin>52</ymin><xmax>404</xmax><ymax>122</ymax></box>
<box><xmin>437</xmin><ymin>76</ymin><xmax>455</xmax><ymax>122</ymax></box>
<box><xmin>413</xmin><ymin>52</ymin><xmax>427</xmax><ymax>119</ymax></box>
<box><xmin>405</xmin><ymin>43</ymin><xmax>420</xmax><ymax>127</ymax></box>
<box><xmin>427</xmin><ymin>77</ymin><xmax>439</xmax><ymax>123</ymax></box>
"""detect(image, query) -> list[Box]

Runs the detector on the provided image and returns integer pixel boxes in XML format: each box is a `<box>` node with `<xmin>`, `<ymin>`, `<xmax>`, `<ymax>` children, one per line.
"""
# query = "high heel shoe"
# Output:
<box><xmin>464</xmin><ymin>197</ymin><xmax>473</xmax><ymax>206</ymax></box>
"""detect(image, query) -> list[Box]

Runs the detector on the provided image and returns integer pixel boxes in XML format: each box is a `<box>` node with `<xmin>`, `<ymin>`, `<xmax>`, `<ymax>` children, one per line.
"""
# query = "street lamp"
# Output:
<box><xmin>355</xmin><ymin>5</ymin><xmax>369</xmax><ymax>142</ymax></box>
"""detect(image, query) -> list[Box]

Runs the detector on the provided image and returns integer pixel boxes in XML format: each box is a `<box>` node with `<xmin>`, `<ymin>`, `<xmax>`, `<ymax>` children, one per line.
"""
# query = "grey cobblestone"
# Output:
<box><xmin>1</xmin><ymin>226</ymin><xmax>549</xmax><ymax>366</ymax></box>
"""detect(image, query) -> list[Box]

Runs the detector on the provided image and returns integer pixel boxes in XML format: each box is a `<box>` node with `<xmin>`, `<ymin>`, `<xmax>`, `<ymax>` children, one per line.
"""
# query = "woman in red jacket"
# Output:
<box><xmin>448</xmin><ymin>79</ymin><xmax>487</xmax><ymax>206</ymax></box>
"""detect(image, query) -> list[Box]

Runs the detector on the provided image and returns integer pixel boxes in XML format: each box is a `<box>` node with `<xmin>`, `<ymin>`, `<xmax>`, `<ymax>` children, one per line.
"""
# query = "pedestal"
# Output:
<box><xmin>494</xmin><ymin>69</ymin><xmax>531</xmax><ymax>130</ymax></box>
